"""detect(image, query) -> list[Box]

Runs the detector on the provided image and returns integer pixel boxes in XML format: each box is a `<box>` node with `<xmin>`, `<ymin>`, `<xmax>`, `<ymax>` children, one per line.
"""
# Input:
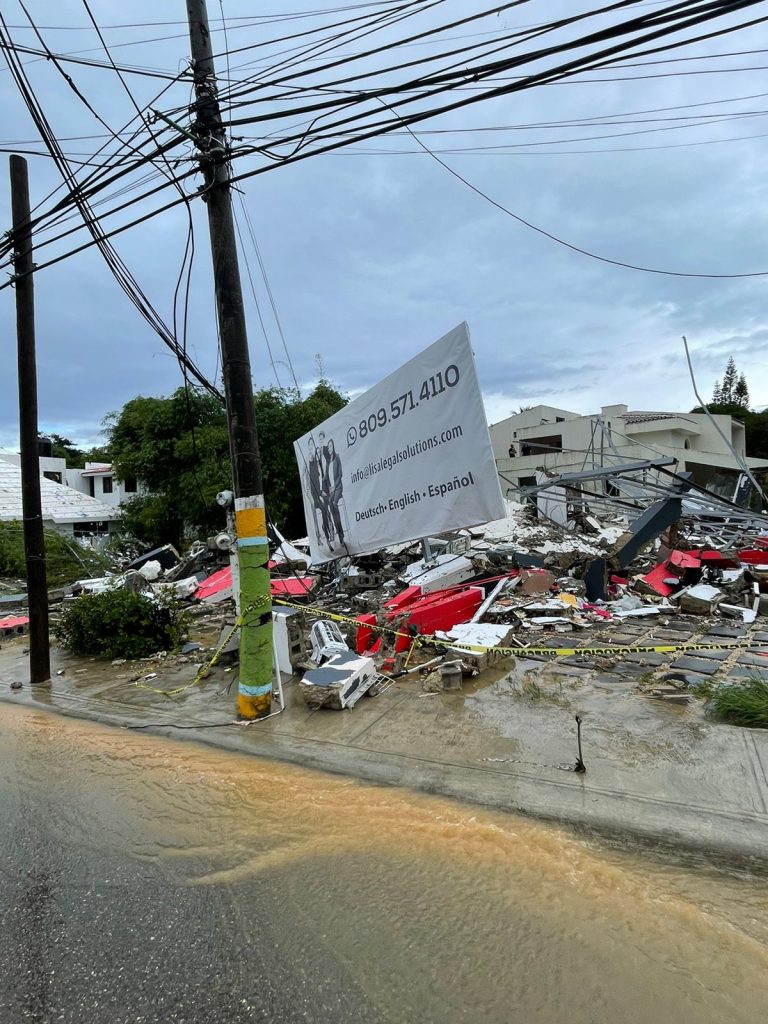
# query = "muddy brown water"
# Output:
<box><xmin>3</xmin><ymin>703</ymin><xmax>767</xmax><ymax>1023</ymax></box>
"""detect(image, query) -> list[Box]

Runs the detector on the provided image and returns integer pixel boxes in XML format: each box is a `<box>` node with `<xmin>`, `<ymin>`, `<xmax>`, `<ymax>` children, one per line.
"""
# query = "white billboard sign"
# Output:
<box><xmin>294</xmin><ymin>323</ymin><xmax>505</xmax><ymax>563</ymax></box>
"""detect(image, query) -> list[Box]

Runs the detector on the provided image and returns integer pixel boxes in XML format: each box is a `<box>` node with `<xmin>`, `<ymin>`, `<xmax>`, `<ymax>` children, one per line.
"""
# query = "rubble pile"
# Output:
<box><xmin>52</xmin><ymin>492</ymin><xmax>768</xmax><ymax>713</ymax></box>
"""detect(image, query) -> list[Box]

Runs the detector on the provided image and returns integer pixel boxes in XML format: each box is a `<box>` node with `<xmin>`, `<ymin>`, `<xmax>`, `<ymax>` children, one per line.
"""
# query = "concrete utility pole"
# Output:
<box><xmin>185</xmin><ymin>0</ymin><xmax>272</xmax><ymax>719</ymax></box>
<box><xmin>9</xmin><ymin>155</ymin><xmax>50</xmax><ymax>685</ymax></box>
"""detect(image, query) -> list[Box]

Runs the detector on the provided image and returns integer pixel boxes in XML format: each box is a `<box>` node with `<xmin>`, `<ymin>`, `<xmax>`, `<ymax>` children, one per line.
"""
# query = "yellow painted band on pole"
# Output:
<box><xmin>235</xmin><ymin>505</ymin><xmax>266</xmax><ymax>538</ymax></box>
<box><xmin>237</xmin><ymin>693</ymin><xmax>271</xmax><ymax>718</ymax></box>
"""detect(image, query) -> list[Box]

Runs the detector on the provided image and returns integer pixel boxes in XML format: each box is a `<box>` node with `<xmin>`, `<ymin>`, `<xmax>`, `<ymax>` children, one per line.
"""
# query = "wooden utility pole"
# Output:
<box><xmin>185</xmin><ymin>0</ymin><xmax>272</xmax><ymax>719</ymax></box>
<box><xmin>9</xmin><ymin>155</ymin><xmax>50</xmax><ymax>685</ymax></box>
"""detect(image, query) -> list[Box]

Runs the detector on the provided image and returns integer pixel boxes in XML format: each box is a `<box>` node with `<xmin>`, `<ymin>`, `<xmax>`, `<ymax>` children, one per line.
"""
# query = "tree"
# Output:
<box><xmin>718</xmin><ymin>357</ymin><xmax>738</xmax><ymax>404</ymax></box>
<box><xmin>735</xmin><ymin>373</ymin><xmax>750</xmax><ymax>408</ymax></box>
<box><xmin>107</xmin><ymin>389</ymin><xmax>230</xmax><ymax>549</ymax></box>
<box><xmin>106</xmin><ymin>382</ymin><xmax>347</xmax><ymax>549</ymax></box>
<box><xmin>251</xmin><ymin>380</ymin><xmax>348</xmax><ymax>536</ymax></box>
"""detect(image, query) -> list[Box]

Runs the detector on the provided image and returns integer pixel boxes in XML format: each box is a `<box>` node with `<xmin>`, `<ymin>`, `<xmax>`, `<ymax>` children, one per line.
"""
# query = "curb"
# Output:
<box><xmin>3</xmin><ymin>689</ymin><xmax>767</xmax><ymax>875</ymax></box>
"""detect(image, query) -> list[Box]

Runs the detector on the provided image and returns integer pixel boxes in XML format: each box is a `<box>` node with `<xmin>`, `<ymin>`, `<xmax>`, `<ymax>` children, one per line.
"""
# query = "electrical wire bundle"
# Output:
<box><xmin>2</xmin><ymin>0</ymin><xmax>768</xmax><ymax>291</ymax></box>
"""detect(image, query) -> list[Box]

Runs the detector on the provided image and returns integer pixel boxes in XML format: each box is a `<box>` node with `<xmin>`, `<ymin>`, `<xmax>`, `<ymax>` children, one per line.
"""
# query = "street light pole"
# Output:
<box><xmin>185</xmin><ymin>0</ymin><xmax>272</xmax><ymax>719</ymax></box>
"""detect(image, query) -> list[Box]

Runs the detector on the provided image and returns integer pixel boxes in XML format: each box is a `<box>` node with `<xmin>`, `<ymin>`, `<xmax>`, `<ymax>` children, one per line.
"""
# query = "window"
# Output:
<box><xmin>521</xmin><ymin>434</ymin><xmax>562</xmax><ymax>456</ymax></box>
<box><xmin>123</xmin><ymin>476</ymin><xmax>137</xmax><ymax>493</ymax></box>
<box><xmin>102</xmin><ymin>476</ymin><xmax>113</xmax><ymax>494</ymax></box>
<box><xmin>74</xmin><ymin>520</ymin><xmax>108</xmax><ymax>537</ymax></box>
<box><xmin>43</xmin><ymin>471</ymin><xmax>62</xmax><ymax>483</ymax></box>
<box><xmin>88</xmin><ymin>477</ymin><xmax>95</xmax><ymax>497</ymax></box>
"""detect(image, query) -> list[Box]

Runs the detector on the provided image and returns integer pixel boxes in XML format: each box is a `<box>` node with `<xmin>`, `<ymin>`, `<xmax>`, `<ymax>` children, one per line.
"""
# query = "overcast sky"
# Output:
<box><xmin>2</xmin><ymin>0</ymin><xmax>768</xmax><ymax>451</ymax></box>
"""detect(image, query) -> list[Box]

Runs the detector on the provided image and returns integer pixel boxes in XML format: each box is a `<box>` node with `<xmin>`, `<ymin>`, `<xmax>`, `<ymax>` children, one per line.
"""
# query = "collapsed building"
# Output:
<box><xmin>490</xmin><ymin>403</ymin><xmax>768</xmax><ymax>507</ymax></box>
<box><xmin>170</xmin><ymin>453</ymin><xmax>768</xmax><ymax>710</ymax></box>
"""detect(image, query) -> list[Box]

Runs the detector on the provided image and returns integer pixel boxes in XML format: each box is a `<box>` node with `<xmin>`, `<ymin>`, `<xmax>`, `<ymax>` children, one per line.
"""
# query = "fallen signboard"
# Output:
<box><xmin>294</xmin><ymin>322</ymin><xmax>505</xmax><ymax>562</ymax></box>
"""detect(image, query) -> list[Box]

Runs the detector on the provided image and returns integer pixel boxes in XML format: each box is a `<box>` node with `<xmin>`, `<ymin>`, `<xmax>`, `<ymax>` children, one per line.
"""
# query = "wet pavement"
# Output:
<box><xmin>1</xmin><ymin>703</ymin><xmax>768</xmax><ymax>1024</ymax></box>
<box><xmin>1</xmin><ymin>627</ymin><xmax>768</xmax><ymax>866</ymax></box>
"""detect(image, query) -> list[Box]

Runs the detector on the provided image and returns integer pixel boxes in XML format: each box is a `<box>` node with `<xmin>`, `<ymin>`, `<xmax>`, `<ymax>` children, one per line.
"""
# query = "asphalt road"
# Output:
<box><xmin>0</xmin><ymin>709</ymin><xmax>386</xmax><ymax>1024</ymax></box>
<box><xmin>3</xmin><ymin>703</ymin><xmax>768</xmax><ymax>1024</ymax></box>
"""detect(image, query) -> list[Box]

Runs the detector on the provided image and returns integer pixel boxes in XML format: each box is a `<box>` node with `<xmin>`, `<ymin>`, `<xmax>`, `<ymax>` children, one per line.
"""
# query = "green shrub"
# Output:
<box><xmin>53</xmin><ymin>588</ymin><xmax>188</xmax><ymax>660</ymax></box>
<box><xmin>707</xmin><ymin>678</ymin><xmax>768</xmax><ymax>728</ymax></box>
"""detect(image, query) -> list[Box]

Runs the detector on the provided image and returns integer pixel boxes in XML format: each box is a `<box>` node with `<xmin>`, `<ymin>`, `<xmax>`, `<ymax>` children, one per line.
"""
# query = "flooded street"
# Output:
<box><xmin>1</xmin><ymin>704</ymin><xmax>767</xmax><ymax>1023</ymax></box>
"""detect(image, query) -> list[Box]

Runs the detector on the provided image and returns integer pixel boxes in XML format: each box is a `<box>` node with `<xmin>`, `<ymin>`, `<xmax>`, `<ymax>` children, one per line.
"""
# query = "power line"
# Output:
<box><xmin>237</xmin><ymin>192</ymin><xmax>302</xmax><ymax>394</ymax></box>
<box><xmin>379</xmin><ymin>100</ymin><xmax>768</xmax><ymax>279</ymax></box>
<box><xmin>1</xmin><ymin>2</ymin><xmax>411</xmax><ymax>32</ymax></box>
<box><xmin>0</xmin><ymin>10</ymin><xmax>221</xmax><ymax>399</ymax></box>
<box><xmin>4</xmin><ymin>0</ymin><xmax>768</xmax><ymax>288</ymax></box>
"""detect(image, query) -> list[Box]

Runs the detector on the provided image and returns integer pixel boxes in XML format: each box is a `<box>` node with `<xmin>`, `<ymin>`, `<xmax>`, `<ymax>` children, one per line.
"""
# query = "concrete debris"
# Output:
<box><xmin>42</xmin><ymin>483</ymin><xmax>768</xmax><ymax>717</ymax></box>
<box><xmin>138</xmin><ymin>560</ymin><xmax>162</xmax><ymax>581</ymax></box>
<box><xmin>676</xmin><ymin>584</ymin><xmax>724</xmax><ymax>615</ymax></box>
<box><xmin>299</xmin><ymin>649</ymin><xmax>385</xmax><ymax>709</ymax></box>
<box><xmin>439</xmin><ymin>660</ymin><xmax>464</xmax><ymax>691</ymax></box>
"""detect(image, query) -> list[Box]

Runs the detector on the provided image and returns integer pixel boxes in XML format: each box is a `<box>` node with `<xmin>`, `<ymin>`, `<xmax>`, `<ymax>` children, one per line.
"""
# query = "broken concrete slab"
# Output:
<box><xmin>676</xmin><ymin>584</ymin><xmax>723</xmax><ymax>615</ymax></box>
<box><xmin>661</xmin><ymin>670</ymin><xmax>710</xmax><ymax>689</ymax></box>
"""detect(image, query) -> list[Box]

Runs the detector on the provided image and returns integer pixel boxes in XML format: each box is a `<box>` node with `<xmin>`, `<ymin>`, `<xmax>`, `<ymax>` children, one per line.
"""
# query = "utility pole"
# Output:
<box><xmin>9</xmin><ymin>155</ymin><xmax>50</xmax><ymax>685</ymax></box>
<box><xmin>185</xmin><ymin>0</ymin><xmax>272</xmax><ymax>719</ymax></box>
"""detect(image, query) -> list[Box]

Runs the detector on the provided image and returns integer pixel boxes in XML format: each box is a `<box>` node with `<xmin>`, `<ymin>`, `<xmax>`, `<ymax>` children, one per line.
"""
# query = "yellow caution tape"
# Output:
<box><xmin>272</xmin><ymin>598</ymin><xmax>768</xmax><ymax>659</ymax></box>
<box><xmin>134</xmin><ymin>596</ymin><xmax>271</xmax><ymax>698</ymax></box>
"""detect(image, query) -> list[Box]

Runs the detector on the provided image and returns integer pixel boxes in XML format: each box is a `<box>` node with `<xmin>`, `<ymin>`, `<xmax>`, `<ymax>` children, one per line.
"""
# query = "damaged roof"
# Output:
<box><xmin>0</xmin><ymin>458</ymin><xmax>119</xmax><ymax>524</ymax></box>
<box><xmin>621</xmin><ymin>411</ymin><xmax>687</xmax><ymax>424</ymax></box>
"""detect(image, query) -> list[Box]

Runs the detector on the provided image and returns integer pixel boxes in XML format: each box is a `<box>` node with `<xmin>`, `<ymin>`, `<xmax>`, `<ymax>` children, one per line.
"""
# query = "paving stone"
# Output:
<box><xmin>723</xmin><ymin>666</ymin><xmax>768</xmax><ymax>681</ymax></box>
<box><xmin>681</xmin><ymin>673</ymin><xmax>710</xmax><ymax>689</ymax></box>
<box><xmin>613</xmin><ymin>624</ymin><xmax>651</xmax><ymax>637</ymax></box>
<box><xmin>618</xmin><ymin>652</ymin><xmax>669</xmax><ymax>667</ymax></box>
<box><xmin>735</xmin><ymin>653</ymin><xmax>768</xmax><ymax>668</ymax></box>
<box><xmin>706</xmin><ymin>624</ymin><xmax>747</xmax><ymax>638</ymax></box>
<box><xmin>660</xmin><ymin>619</ymin><xmax>701</xmax><ymax>631</ymax></box>
<box><xmin>672</xmin><ymin>656</ymin><xmax>722</xmax><ymax>675</ymax></box>
<box><xmin>698</xmin><ymin>636</ymin><xmax>747</xmax><ymax>647</ymax></box>
<box><xmin>592</xmin><ymin>673</ymin><xmax>631</xmax><ymax>688</ymax></box>
<box><xmin>647</xmin><ymin>630</ymin><xmax>696</xmax><ymax>642</ymax></box>
<box><xmin>602</xmin><ymin>633</ymin><xmax>650</xmax><ymax>646</ymax></box>
<box><xmin>679</xmin><ymin>647</ymin><xmax>731</xmax><ymax>662</ymax></box>
<box><xmin>749</xmin><ymin>631</ymin><xmax>768</xmax><ymax>643</ymax></box>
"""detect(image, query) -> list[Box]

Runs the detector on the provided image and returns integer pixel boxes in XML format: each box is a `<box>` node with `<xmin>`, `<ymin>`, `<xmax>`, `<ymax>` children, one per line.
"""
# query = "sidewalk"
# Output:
<box><xmin>2</xmin><ymin>632</ymin><xmax>767</xmax><ymax>868</ymax></box>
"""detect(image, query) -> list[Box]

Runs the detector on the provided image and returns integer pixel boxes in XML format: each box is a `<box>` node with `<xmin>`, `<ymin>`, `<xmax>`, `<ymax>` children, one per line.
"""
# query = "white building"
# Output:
<box><xmin>489</xmin><ymin>403</ymin><xmax>768</xmax><ymax>504</ymax></box>
<box><xmin>65</xmin><ymin>462</ymin><xmax>139</xmax><ymax>508</ymax></box>
<box><xmin>0</xmin><ymin>456</ymin><xmax>120</xmax><ymax>537</ymax></box>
